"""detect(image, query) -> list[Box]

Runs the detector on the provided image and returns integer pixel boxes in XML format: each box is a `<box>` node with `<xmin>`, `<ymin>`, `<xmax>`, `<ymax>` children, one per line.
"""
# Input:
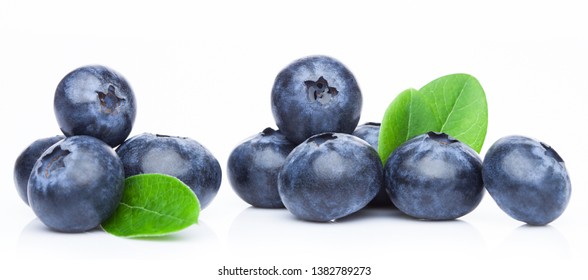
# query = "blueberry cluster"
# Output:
<box><xmin>228</xmin><ymin>56</ymin><xmax>571</xmax><ymax>225</ymax></box>
<box><xmin>228</xmin><ymin>56</ymin><xmax>388</xmax><ymax>222</ymax></box>
<box><xmin>14</xmin><ymin>65</ymin><xmax>220</xmax><ymax>233</ymax></box>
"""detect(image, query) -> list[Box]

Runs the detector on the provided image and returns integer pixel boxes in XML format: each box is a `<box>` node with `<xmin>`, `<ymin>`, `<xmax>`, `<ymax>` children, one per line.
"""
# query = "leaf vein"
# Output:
<box><xmin>406</xmin><ymin>93</ymin><xmax>413</xmax><ymax>141</ymax></box>
<box><xmin>120</xmin><ymin>202</ymin><xmax>190</xmax><ymax>224</ymax></box>
<box><xmin>440</xmin><ymin>79</ymin><xmax>470</xmax><ymax>131</ymax></box>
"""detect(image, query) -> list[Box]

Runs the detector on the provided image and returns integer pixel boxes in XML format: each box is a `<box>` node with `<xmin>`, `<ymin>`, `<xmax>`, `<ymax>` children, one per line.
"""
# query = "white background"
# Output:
<box><xmin>1</xmin><ymin>0</ymin><xmax>587</xmax><ymax>279</ymax></box>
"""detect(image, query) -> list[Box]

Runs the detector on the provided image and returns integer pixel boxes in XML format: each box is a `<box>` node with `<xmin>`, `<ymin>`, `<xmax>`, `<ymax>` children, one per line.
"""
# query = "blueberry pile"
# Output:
<box><xmin>14</xmin><ymin>65</ymin><xmax>220</xmax><ymax>233</ymax></box>
<box><xmin>228</xmin><ymin>55</ymin><xmax>387</xmax><ymax>221</ymax></box>
<box><xmin>228</xmin><ymin>55</ymin><xmax>571</xmax><ymax>225</ymax></box>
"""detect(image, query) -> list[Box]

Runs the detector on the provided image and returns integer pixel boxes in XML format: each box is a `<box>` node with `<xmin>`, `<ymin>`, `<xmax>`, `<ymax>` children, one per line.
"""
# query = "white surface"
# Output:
<box><xmin>1</xmin><ymin>1</ymin><xmax>587</xmax><ymax>279</ymax></box>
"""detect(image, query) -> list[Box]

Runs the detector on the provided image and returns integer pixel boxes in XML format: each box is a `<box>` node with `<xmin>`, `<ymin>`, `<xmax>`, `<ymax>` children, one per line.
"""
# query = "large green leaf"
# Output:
<box><xmin>101</xmin><ymin>174</ymin><xmax>199</xmax><ymax>238</ymax></box>
<box><xmin>378</xmin><ymin>74</ymin><xmax>488</xmax><ymax>164</ymax></box>
<box><xmin>419</xmin><ymin>73</ymin><xmax>488</xmax><ymax>153</ymax></box>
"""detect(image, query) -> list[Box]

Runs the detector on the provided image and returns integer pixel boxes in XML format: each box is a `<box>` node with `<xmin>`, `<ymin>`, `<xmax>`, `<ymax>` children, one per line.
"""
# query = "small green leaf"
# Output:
<box><xmin>419</xmin><ymin>73</ymin><xmax>488</xmax><ymax>153</ymax></box>
<box><xmin>101</xmin><ymin>174</ymin><xmax>200</xmax><ymax>238</ymax></box>
<box><xmin>378</xmin><ymin>74</ymin><xmax>488</xmax><ymax>164</ymax></box>
<box><xmin>378</xmin><ymin>88</ymin><xmax>434</xmax><ymax>163</ymax></box>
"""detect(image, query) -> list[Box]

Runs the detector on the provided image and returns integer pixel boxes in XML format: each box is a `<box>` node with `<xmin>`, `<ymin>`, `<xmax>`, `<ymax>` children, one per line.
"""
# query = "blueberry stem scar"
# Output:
<box><xmin>39</xmin><ymin>146</ymin><xmax>70</xmax><ymax>178</ymax></box>
<box><xmin>304</xmin><ymin>76</ymin><xmax>338</xmax><ymax>104</ymax></box>
<box><xmin>261</xmin><ymin>127</ymin><xmax>277</xmax><ymax>136</ymax></box>
<box><xmin>308</xmin><ymin>133</ymin><xmax>338</xmax><ymax>146</ymax></box>
<box><xmin>96</xmin><ymin>85</ymin><xmax>124</xmax><ymax>114</ymax></box>
<box><xmin>427</xmin><ymin>131</ymin><xmax>458</xmax><ymax>145</ymax></box>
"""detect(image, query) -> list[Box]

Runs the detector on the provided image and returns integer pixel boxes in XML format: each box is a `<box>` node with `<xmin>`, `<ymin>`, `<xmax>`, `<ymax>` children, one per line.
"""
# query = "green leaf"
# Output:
<box><xmin>419</xmin><ymin>73</ymin><xmax>488</xmax><ymax>153</ymax></box>
<box><xmin>378</xmin><ymin>74</ymin><xmax>488</xmax><ymax>164</ymax></box>
<box><xmin>378</xmin><ymin>88</ymin><xmax>434</xmax><ymax>163</ymax></box>
<box><xmin>101</xmin><ymin>174</ymin><xmax>200</xmax><ymax>238</ymax></box>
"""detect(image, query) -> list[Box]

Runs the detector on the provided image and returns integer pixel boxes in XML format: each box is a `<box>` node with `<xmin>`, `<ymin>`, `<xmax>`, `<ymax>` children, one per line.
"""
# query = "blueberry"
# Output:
<box><xmin>14</xmin><ymin>135</ymin><xmax>65</xmax><ymax>205</ymax></box>
<box><xmin>116</xmin><ymin>133</ymin><xmax>222</xmax><ymax>209</ymax></box>
<box><xmin>28</xmin><ymin>136</ymin><xmax>124</xmax><ymax>233</ymax></box>
<box><xmin>482</xmin><ymin>136</ymin><xmax>571</xmax><ymax>226</ymax></box>
<box><xmin>384</xmin><ymin>132</ymin><xmax>484</xmax><ymax>220</ymax></box>
<box><xmin>228</xmin><ymin>128</ymin><xmax>296</xmax><ymax>208</ymax></box>
<box><xmin>54</xmin><ymin>65</ymin><xmax>137</xmax><ymax>147</ymax></box>
<box><xmin>271</xmin><ymin>55</ymin><xmax>362</xmax><ymax>144</ymax></box>
<box><xmin>352</xmin><ymin>122</ymin><xmax>380</xmax><ymax>148</ymax></box>
<box><xmin>352</xmin><ymin>122</ymin><xmax>393</xmax><ymax>207</ymax></box>
<box><xmin>278</xmin><ymin>133</ymin><xmax>382</xmax><ymax>222</ymax></box>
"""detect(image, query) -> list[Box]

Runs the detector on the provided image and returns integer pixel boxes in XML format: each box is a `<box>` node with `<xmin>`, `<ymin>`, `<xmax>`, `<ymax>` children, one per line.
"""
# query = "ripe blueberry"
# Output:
<box><xmin>271</xmin><ymin>56</ymin><xmax>362</xmax><ymax>144</ymax></box>
<box><xmin>482</xmin><ymin>136</ymin><xmax>571</xmax><ymax>225</ymax></box>
<box><xmin>228</xmin><ymin>128</ymin><xmax>296</xmax><ymax>208</ymax></box>
<box><xmin>278</xmin><ymin>133</ymin><xmax>382</xmax><ymax>222</ymax></box>
<box><xmin>28</xmin><ymin>136</ymin><xmax>125</xmax><ymax>233</ymax></box>
<box><xmin>54</xmin><ymin>65</ymin><xmax>137</xmax><ymax>147</ymax></box>
<box><xmin>384</xmin><ymin>132</ymin><xmax>484</xmax><ymax>220</ymax></box>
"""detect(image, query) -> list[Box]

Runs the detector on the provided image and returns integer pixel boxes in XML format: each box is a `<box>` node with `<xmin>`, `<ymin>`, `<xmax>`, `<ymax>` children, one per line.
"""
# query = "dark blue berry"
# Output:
<box><xmin>54</xmin><ymin>65</ymin><xmax>137</xmax><ymax>147</ymax></box>
<box><xmin>271</xmin><ymin>56</ymin><xmax>362</xmax><ymax>144</ymax></box>
<box><xmin>228</xmin><ymin>128</ymin><xmax>296</xmax><ymax>208</ymax></box>
<box><xmin>482</xmin><ymin>135</ymin><xmax>571</xmax><ymax>225</ymax></box>
<box><xmin>384</xmin><ymin>132</ymin><xmax>484</xmax><ymax>220</ymax></box>
<box><xmin>278</xmin><ymin>133</ymin><xmax>382</xmax><ymax>222</ymax></box>
<box><xmin>28</xmin><ymin>136</ymin><xmax>124</xmax><ymax>232</ymax></box>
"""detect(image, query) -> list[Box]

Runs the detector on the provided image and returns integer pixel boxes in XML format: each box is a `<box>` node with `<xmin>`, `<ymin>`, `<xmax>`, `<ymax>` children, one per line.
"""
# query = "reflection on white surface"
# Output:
<box><xmin>494</xmin><ymin>224</ymin><xmax>571</xmax><ymax>259</ymax></box>
<box><xmin>18</xmin><ymin>217</ymin><xmax>220</xmax><ymax>260</ymax></box>
<box><xmin>228</xmin><ymin>207</ymin><xmax>486</xmax><ymax>260</ymax></box>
